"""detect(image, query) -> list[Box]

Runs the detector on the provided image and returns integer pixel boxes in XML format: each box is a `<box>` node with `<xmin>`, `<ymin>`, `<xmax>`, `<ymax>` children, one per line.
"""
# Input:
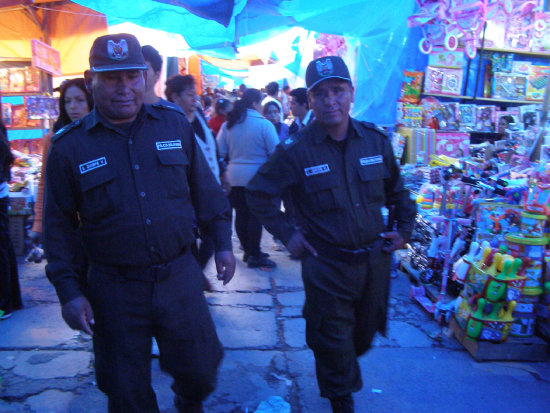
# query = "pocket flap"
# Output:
<box><xmin>156</xmin><ymin>150</ymin><xmax>189</xmax><ymax>166</ymax></box>
<box><xmin>80</xmin><ymin>167</ymin><xmax>116</xmax><ymax>192</ymax></box>
<box><xmin>357</xmin><ymin>163</ymin><xmax>389</xmax><ymax>182</ymax></box>
<box><xmin>304</xmin><ymin>173</ymin><xmax>338</xmax><ymax>193</ymax></box>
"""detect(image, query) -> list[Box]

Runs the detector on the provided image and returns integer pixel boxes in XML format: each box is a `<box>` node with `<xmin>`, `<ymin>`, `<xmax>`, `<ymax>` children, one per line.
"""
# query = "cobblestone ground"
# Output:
<box><xmin>1</xmin><ymin>236</ymin><xmax>550</xmax><ymax>412</ymax></box>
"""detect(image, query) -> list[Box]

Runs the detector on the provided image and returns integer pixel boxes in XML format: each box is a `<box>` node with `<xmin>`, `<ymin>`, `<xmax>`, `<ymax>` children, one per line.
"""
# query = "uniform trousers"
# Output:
<box><xmin>301</xmin><ymin>242</ymin><xmax>391</xmax><ymax>399</ymax></box>
<box><xmin>87</xmin><ymin>249</ymin><xmax>223</xmax><ymax>413</ymax></box>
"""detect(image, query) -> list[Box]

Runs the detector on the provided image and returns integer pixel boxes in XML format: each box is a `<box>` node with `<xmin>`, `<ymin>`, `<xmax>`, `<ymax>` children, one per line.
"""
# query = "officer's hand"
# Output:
<box><xmin>286</xmin><ymin>231</ymin><xmax>317</xmax><ymax>258</ymax></box>
<box><xmin>28</xmin><ymin>231</ymin><xmax>42</xmax><ymax>245</ymax></box>
<box><xmin>380</xmin><ymin>231</ymin><xmax>405</xmax><ymax>253</ymax></box>
<box><xmin>61</xmin><ymin>296</ymin><xmax>94</xmax><ymax>335</ymax></box>
<box><xmin>215</xmin><ymin>250</ymin><xmax>236</xmax><ymax>285</ymax></box>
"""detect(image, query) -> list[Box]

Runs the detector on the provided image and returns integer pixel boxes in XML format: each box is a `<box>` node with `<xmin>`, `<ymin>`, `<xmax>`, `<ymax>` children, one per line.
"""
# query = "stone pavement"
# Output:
<box><xmin>1</xmin><ymin>235</ymin><xmax>550</xmax><ymax>413</ymax></box>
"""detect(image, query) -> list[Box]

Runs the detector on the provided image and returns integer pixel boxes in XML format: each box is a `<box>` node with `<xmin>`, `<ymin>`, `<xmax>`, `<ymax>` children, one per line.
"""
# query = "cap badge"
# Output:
<box><xmin>316</xmin><ymin>58</ymin><xmax>334</xmax><ymax>76</ymax></box>
<box><xmin>107</xmin><ymin>39</ymin><xmax>128</xmax><ymax>61</ymax></box>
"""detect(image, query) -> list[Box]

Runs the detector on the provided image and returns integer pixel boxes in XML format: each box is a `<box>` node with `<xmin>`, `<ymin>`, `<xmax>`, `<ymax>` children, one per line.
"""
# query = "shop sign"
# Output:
<box><xmin>31</xmin><ymin>39</ymin><xmax>61</xmax><ymax>76</ymax></box>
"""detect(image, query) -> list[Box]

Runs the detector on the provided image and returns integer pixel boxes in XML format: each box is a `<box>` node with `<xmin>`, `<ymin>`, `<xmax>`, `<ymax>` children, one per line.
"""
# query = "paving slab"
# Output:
<box><xmin>204</xmin><ymin>262</ymin><xmax>273</xmax><ymax>291</ymax></box>
<box><xmin>0</xmin><ymin>399</ymin><xmax>26</xmax><ymax>413</ymax></box>
<box><xmin>206</xmin><ymin>291</ymin><xmax>273</xmax><ymax>307</ymax></box>
<box><xmin>26</xmin><ymin>389</ymin><xmax>73</xmax><ymax>413</ymax></box>
<box><xmin>280</xmin><ymin>306</ymin><xmax>302</xmax><ymax>317</ymax></box>
<box><xmin>358</xmin><ymin>347</ymin><xmax>550</xmax><ymax>413</ymax></box>
<box><xmin>282</xmin><ymin>318</ymin><xmax>306</xmax><ymax>348</ymax></box>
<box><xmin>276</xmin><ymin>291</ymin><xmax>304</xmax><ymax>307</ymax></box>
<box><xmin>13</xmin><ymin>351</ymin><xmax>91</xmax><ymax>379</ymax></box>
<box><xmin>0</xmin><ymin>304</ymin><xmax>78</xmax><ymax>348</ymax></box>
<box><xmin>205</xmin><ymin>350</ymin><xmax>290</xmax><ymax>413</ymax></box>
<box><xmin>0</xmin><ymin>351</ymin><xmax>18</xmax><ymax>369</ymax></box>
<box><xmin>210</xmin><ymin>305</ymin><xmax>278</xmax><ymax>349</ymax></box>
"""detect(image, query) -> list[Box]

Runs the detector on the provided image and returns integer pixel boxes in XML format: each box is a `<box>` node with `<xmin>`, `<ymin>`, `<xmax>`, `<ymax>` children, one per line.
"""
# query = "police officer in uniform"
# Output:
<box><xmin>247</xmin><ymin>56</ymin><xmax>416</xmax><ymax>412</ymax></box>
<box><xmin>44</xmin><ymin>34</ymin><xmax>235</xmax><ymax>413</ymax></box>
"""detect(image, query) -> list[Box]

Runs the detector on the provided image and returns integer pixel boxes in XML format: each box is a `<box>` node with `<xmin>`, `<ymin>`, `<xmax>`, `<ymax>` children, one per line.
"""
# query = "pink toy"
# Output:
<box><xmin>444</xmin><ymin>0</ymin><xmax>490</xmax><ymax>59</ymax></box>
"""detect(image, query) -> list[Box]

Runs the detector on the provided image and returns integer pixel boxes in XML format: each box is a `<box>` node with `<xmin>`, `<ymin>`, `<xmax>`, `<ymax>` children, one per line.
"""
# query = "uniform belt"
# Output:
<box><xmin>306</xmin><ymin>236</ymin><xmax>381</xmax><ymax>263</ymax></box>
<box><xmin>93</xmin><ymin>247</ymin><xmax>187</xmax><ymax>282</ymax></box>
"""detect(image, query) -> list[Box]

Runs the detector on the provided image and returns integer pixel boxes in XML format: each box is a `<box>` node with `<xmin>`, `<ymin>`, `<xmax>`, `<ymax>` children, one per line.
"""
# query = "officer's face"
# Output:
<box><xmin>308</xmin><ymin>79</ymin><xmax>354</xmax><ymax>128</ymax></box>
<box><xmin>86</xmin><ymin>70</ymin><xmax>145</xmax><ymax>124</ymax></box>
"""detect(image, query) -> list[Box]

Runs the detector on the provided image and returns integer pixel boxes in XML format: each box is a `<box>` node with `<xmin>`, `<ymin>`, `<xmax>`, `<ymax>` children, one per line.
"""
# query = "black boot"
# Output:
<box><xmin>174</xmin><ymin>395</ymin><xmax>204</xmax><ymax>413</ymax></box>
<box><xmin>329</xmin><ymin>394</ymin><xmax>354</xmax><ymax>413</ymax></box>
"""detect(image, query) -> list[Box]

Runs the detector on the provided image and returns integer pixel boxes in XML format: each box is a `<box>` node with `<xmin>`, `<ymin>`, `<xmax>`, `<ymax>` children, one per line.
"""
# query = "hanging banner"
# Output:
<box><xmin>31</xmin><ymin>39</ymin><xmax>61</xmax><ymax>76</ymax></box>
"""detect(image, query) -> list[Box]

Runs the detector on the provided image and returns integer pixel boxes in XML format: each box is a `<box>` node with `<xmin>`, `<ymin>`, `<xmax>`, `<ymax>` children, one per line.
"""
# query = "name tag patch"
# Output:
<box><xmin>304</xmin><ymin>164</ymin><xmax>330</xmax><ymax>176</ymax></box>
<box><xmin>79</xmin><ymin>157</ymin><xmax>107</xmax><ymax>174</ymax></box>
<box><xmin>359</xmin><ymin>155</ymin><xmax>383</xmax><ymax>166</ymax></box>
<box><xmin>156</xmin><ymin>140</ymin><xmax>182</xmax><ymax>151</ymax></box>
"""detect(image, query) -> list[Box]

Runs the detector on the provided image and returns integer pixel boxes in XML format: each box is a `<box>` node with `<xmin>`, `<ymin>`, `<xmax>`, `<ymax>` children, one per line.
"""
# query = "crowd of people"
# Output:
<box><xmin>1</xmin><ymin>34</ymin><xmax>415</xmax><ymax>413</ymax></box>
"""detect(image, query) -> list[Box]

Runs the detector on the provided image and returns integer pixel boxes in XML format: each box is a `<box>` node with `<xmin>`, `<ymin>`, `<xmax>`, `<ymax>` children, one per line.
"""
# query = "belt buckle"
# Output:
<box><xmin>150</xmin><ymin>263</ymin><xmax>170</xmax><ymax>282</ymax></box>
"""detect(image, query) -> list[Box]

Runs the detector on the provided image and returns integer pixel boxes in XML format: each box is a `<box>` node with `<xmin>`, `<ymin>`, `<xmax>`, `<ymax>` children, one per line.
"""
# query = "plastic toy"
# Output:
<box><xmin>445</xmin><ymin>0</ymin><xmax>489</xmax><ymax>59</ymax></box>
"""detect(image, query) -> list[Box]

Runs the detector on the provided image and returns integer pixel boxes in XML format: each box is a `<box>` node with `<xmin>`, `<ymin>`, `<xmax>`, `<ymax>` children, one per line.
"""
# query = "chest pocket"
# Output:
<box><xmin>357</xmin><ymin>163</ymin><xmax>389</xmax><ymax>205</ymax></box>
<box><xmin>79</xmin><ymin>167</ymin><xmax>119</xmax><ymax>222</ymax></box>
<box><xmin>303</xmin><ymin>173</ymin><xmax>340</xmax><ymax>214</ymax></box>
<box><xmin>156</xmin><ymin>150</ymin><xmax>190</xmax><ymax>199</ymax></box>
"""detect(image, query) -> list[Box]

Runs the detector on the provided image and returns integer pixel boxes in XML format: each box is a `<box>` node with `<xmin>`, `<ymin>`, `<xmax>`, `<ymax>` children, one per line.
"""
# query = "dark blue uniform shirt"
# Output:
<box><xmin>246</xmin><ymin>119</ymin><xmax>416</xmax><ymax>249</ymax></box>
<box><xmin>44</xmin><ymin>103</ymin><xmax>232</xmax><ymax>304</ymax></box>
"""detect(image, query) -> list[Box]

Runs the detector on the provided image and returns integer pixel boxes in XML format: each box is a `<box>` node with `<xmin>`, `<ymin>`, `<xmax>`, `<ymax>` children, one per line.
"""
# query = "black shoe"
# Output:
<box><xmin>174</xmin><ymin>395</ymin><xmax>204</xmax><ymax>413</ymax></box>
<box><xmin>243</xmin><ymin>251</ymin><xmax>269</xmax><ymax>262</ymax></box>
<box><xmin>247</xmin><ymin>255</ymin><xmax>276</xmax><ymax>269</ymax></box>
<box><xmin>330</xmin><ymin>394</ymin><xmax>354</xmax><ymax>413</ymax></box>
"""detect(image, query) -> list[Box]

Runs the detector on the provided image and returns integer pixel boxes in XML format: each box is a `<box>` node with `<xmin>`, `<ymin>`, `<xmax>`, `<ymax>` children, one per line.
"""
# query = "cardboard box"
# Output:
<box><xmin>492</xmin><ymin>72</ymin><xmax>527</xmax><ymax>100</ymax></box>
<box><xmin>435</xmin><ymin>132</ymin><xmax>470</xmax><ymax>157</ymax></box>
<box><xmin>526</xmin><ymin>65</ymin><xmax>549</xmax><ymax>101</ymax></box>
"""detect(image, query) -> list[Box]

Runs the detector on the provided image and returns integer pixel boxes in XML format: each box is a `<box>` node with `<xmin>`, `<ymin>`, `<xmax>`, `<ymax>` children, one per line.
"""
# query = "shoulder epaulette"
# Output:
<box><xmin>152</xmin><ymin>101</ymin><xmax>185</xmax><ymax>115</ymax></box>
<box><xmin>280</xmin><ymin>131</ymin><xmax>303</xmax><ymax>150</ymax></box>
<box><xmin>359</xmin><ymin>121</ymin><xmax>389</xmax><ymax>139</ymax></box>
<box><xmin>51</xmin><ymin>120</ymin><xmax>82</xmax><ymax>143</ymax></box>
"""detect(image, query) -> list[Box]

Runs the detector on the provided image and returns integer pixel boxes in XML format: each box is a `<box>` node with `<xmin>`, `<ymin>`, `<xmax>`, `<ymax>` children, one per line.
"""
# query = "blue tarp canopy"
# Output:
<box><xmin>72</xmin><ymin>0</ymin><xmax>423</xmax><ymax>124</ymax></box>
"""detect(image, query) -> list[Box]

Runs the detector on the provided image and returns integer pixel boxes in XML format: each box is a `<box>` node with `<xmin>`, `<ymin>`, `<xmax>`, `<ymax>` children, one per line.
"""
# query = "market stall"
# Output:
<box><xmin>392</xmin><ymin>0</ymin><xmax>550</xmax><ymax>360</ymax></box>
<box><xmin>0</xmin><ymin>0</ymin><xmax>107</xmax><ymax>254</ymax></box>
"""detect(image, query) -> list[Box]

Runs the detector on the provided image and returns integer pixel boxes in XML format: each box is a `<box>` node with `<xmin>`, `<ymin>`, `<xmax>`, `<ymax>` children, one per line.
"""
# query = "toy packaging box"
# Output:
<box><xmin>397</xmin><ymin>102</ymin><xmax>424</xmax><ymax>128</ymax></box>
<box><xmin>397</xmin><ymin>127</ymin><xmax>436</xmax><ymax>164</ymax></box>
<box><xmin>475</xmin><ymin>106</ymin><xmax>496</xmax><ymax>132</ymax></box>
<box><xmin>424</xmin><ymin>66</ymin><xmax>463</xmax><ymax>96</ymax></box>
<box><xmin>512</xmin><ymin>61</ymin><xmax>531</xmax><ymax>76</ymax></box>
<box><xmin>530</xmin><ymin>11</ymin><xmax>550</xmax><ymax>53</ymax></box>
<box><xmin>519</xmin><ymin>105</ymin><xmax>540</xmax><ymax>129</ymax></box>
<box><xmin>437</xmin><ymin>103</ymin><xmax>460</xmax><ymax>131</ymax></box>
<box><xmin>435</xmin><ymin>132</ymin><xmax>470</xmax><ymax>158</ymax></box>
<box><xmin>428</xmin><ymin>47</ymin><xmax>465</xmax><ymax>69</ymax></box>
<box><xmin>399</xmin><ymin>70</ymin><xmax>424</xmax><ymax>104</ymax></box>
<box><xmin>526</xmin><ymin>66</ymin><xmax>549</xmax><ymax>101</ymax></box>
<box><xmin>459</xmin><ymin>104</ymin><xmax>476</xmax><ymax>131</ymax></box>
<box><xmin>492</xmin><ymin>72</ymin><xmax>527</xmax><ymax>100</ymax></box>
<box><xmin>491</xmin><ymin>53</ymin><xmax>513</xmax><ymax>73</ymax></box>
<box><xmin>391</xmin><ymin>132</ymin><xmax>406</xmax><ymax>162</ymax></box>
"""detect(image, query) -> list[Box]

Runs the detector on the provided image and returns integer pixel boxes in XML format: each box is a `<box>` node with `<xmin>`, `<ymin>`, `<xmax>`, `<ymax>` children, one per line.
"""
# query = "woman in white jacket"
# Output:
<box><xmin>217</xmin><ymin>88</ymin><xmax>279</xmax><ymax>269</ymax></box>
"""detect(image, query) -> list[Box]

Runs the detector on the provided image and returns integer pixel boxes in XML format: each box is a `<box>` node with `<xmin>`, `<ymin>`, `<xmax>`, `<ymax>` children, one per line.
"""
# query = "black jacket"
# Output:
<box><xmin>44</xmin><ymin>102</ymin><xmax>232</xmax><ymax>304</ymax></box>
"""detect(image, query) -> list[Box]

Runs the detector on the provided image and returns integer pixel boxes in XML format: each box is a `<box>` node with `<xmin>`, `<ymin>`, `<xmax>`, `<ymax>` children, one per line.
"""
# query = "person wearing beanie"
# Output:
<box><xmin>247</xmin><ymin>56</ymin><xmax>416</xmax><ymax>412</ymax></box>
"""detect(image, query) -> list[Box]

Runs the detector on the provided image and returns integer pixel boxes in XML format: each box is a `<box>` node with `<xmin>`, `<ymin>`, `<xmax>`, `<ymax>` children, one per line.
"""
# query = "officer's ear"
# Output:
<box><xmin>84</xmin><ymin>70</ymin><xmax>93</xmax><ymax>94</ymax></box>
<box><xmin>349</xmin><ymin>83</ymin><xmax>355</xmax><ymax>103</ymax></box>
